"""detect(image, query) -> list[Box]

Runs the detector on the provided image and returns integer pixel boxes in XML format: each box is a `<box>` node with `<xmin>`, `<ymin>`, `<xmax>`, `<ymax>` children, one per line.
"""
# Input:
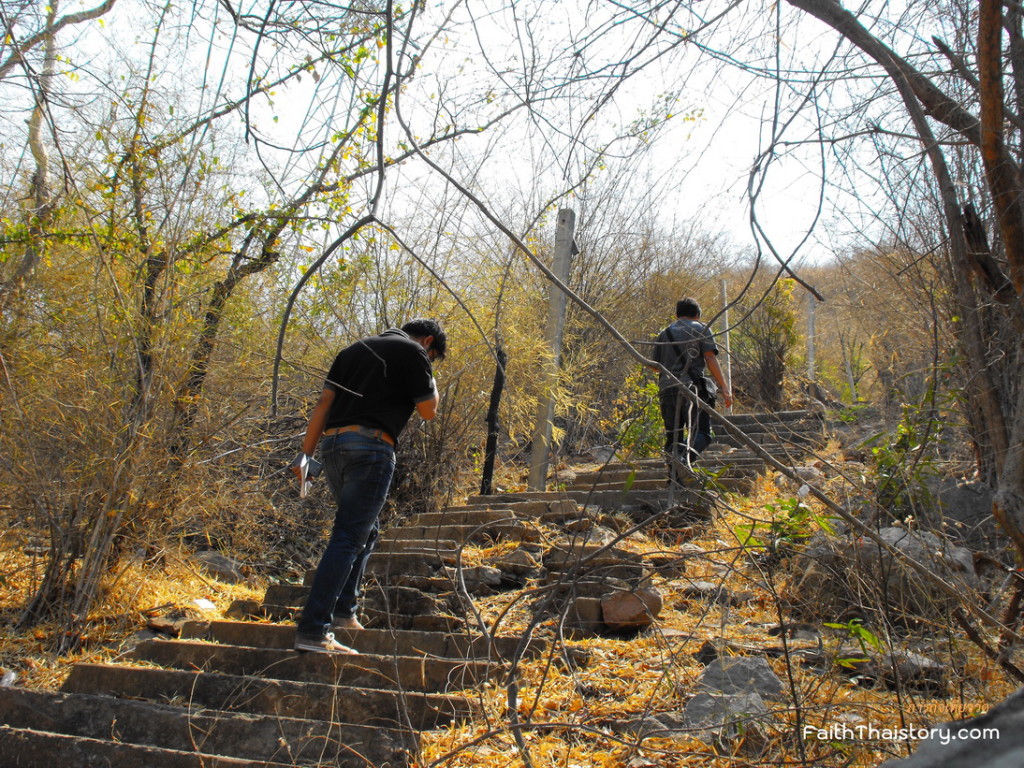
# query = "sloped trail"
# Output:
<box><xmin>0</xmin><ymin>410</ymin><xmax>825</xmax><ymax>767</ymax></box>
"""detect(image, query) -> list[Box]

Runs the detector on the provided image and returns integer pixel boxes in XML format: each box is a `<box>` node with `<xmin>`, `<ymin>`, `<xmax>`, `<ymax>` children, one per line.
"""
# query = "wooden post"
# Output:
<box><xmin>528</xmin><ymin>208</ymin><xmax>575</xmax><ymax>491</ymax></box>
<box><xmin>806</xmin><ymin>291</ymin><xmax>817</xmax><ymax>382</ymax></box>
<box><xmin>720</xmin><ymin>279</ymin><xmax>732</xmax><ymax>414</ymax></box>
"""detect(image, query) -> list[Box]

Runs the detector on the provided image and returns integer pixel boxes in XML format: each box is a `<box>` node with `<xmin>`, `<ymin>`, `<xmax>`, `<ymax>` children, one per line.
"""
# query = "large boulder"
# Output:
<box><xmin>788</xmin><ymin>526</ymin><xmax>980</xmax><ymax>623</ymax></box>
<box><xmin>878</xmin><ymin>686</ymin><xmax>1024</xmax><ymax>767</ymax></box>
<box><xmin>925</xmin><ymin>477</ymin><xmax>1001</xmax><ymax>552</ymax></box>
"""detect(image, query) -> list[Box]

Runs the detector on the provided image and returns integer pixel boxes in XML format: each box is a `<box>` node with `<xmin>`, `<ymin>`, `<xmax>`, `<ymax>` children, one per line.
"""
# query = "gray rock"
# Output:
<box><xmin>490</xmin><ymin>548</ymin><xmax>540</xmax><ymax>575</ymax></box>
<box><xmin>446</xmin><ymin>565</ymin><xmax>502</xmax><ymax>591</ymax></box>
<box><xmin>681</xmin><ymin>692</ymin><xmax>768</xmax><ymax>732</ymax></box>
<box><xmin>589</xmin><ymin>445</ymin><xmax>618</xmax><ymax>463</ymax></box>
<box><xmin>698</xmin><ymin>657</ymin><xmax>785</xmax><ymax>699</ymax></box>
<box><xmin>679</xmin><ymin>580</ymin><xmax>734</xmax><ymax>605</ymax></box>
<box><xmin>775</xmin><ymin>466</ymin><xmax>824</xmax><ymax>491</ymax></box>
<box><xmin>878</xmin><ymin>686</ymin><xmax>1024</xmax><ymax>767</ymax></box>
<box><xmin>192</xmin><ymin>551</ymin><xmax>245</xmax><ymax>583</ymax></box>
<box><xmin>624</xmin><ymin>694</ymin><xmax>769</xmax><ymax>750</ymax></box>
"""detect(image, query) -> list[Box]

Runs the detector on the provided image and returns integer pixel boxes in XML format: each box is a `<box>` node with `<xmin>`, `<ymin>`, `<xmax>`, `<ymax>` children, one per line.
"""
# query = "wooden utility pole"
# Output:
<box><xmin>528</xmin><ymin>209</ymin><xmax>576</xmax><ymax>491</ymax></box>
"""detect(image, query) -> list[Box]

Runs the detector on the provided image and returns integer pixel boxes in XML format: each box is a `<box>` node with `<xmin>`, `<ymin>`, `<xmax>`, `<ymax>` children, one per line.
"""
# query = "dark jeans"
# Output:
<box><xmin>660</xmin><ymin>382</ymin><xmax>715</xmax><ymax>464</ymax></box>
<box><xmin>297</xmin><ymin>431</ymin><xmax>395</xmax><ymax>638</ymax></box>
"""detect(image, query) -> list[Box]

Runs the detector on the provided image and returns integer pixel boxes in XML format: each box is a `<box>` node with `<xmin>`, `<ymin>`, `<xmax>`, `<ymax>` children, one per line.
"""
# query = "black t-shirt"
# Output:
<box><xmin>323</xmin><ymin>328</ymin><xmax>437</xmax><ymax>441</ymax></box>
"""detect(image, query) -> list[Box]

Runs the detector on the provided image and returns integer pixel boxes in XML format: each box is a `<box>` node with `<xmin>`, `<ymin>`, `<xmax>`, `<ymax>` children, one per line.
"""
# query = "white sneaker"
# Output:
<box><xmin>294</xmin><ymin>631</ymin><xmax>359</xmax><ymax>654</ymax></box>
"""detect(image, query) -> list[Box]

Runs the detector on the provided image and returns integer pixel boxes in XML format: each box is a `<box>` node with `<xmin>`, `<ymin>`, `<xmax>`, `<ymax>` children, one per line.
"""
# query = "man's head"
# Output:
<box><xmin>401</xmin><ymin>318</ymin><xmax>447</xmax><ymax>361</ymax></box>
<box><xmin>676</xmin><ymin>298</ymin><xmax>701</xmax><ymax>319</ymax></box>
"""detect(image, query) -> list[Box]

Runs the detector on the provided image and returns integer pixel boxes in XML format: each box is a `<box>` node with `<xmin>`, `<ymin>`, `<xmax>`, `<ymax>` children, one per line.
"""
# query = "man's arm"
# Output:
<box><xmin>415</xmin><ymin>391</ymin><xmax>440</xmax><ymax>421</ymax></box>
<box><xmin>292</xmin><ymin>388</ymin><xmax>335</xmax><ymax>480</ymax></box>
<box><xmin>704</xmin><ymin>351</ymin><xmax>734</xmax><ymax>409</ymax></box>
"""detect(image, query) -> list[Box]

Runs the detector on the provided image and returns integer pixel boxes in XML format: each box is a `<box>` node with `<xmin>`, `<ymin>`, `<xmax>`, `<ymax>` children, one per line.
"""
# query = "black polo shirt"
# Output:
<box><xmin>323</xmin><ymin>329</ymin><xmax>436</xmax><ymax>441</ymax></box>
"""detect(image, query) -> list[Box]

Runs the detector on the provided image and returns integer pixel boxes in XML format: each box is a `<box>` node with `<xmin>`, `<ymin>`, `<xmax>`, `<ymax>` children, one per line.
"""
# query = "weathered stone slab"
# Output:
<box><xmin>0</xmin><ymin>687</ymin><xmax>414</xmax><ymax>767</ymax></box>
<box><xmin>62</xmin><ymin>663</ymin><xmax>475</xmax><ymax>728</ymax></box>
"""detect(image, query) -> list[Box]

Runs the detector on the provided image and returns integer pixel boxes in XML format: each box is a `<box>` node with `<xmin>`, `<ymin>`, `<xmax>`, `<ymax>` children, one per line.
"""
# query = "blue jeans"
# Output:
<box><xmin>297</xmin><ymin>432</ymin><xmax>395</xmax><ymax>638</ymax></box>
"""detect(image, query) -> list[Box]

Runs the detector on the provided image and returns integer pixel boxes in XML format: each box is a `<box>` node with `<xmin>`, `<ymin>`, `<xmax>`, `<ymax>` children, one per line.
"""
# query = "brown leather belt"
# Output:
<box><xmin>322</xmin><ymin>424</ymin><xmax>395</xmax><ymax>446</ymax></box>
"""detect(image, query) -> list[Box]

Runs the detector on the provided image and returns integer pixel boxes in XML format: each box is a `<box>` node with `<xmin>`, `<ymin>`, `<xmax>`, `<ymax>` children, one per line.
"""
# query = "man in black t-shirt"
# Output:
<box><xmin>291</xmin><ymin>319</ymin><xmax>446</xmax><ymax>654</ymax></box>
<box><xmin>650</xmin><ymin>298</ymin><xmax>733</xmax><ymax>480</ymax></box>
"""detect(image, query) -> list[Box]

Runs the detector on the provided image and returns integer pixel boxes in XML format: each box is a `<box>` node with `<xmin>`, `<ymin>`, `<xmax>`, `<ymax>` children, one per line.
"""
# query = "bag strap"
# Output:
<box><xmin>663</xmin><ymin>323</ymin><xmax>701</xmax><ymax>382</ymax></box>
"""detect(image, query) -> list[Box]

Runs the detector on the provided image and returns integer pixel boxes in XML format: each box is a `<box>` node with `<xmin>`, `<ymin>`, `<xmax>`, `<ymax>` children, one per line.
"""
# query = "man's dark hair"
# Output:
<box><xmin>676</xmin><ymin>298</ymin><xmax>701</xmax><ymax>319</ymax></box>
<box><xmin>401</xmin><ymin>318</ymin><xmax>447</xmax><ymax>359</ymax></box>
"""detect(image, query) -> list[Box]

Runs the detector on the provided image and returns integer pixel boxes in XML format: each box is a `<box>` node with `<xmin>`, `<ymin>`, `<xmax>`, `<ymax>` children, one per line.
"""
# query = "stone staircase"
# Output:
<box><xmin>0</xmin><ymin>409</ymin><xmax>824</xmax><ymax>767</ymax></box>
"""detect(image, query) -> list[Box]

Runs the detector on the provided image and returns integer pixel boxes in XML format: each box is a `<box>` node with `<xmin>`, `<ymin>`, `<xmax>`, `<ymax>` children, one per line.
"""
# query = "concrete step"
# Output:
<box><xmin>0</xmin><ymin>725</ymin><xmax>283</xmax><ymax>768</ymax></box>
<box><xmin>130</xmin><ymin>638</ymin><xmax>497</xmax><ymax>691</ymax></box>
<box><xmin>0</xmin><ymin>687</ymin><xmax>413</xmax><ymax>767</ymax></box>
<box><xmin>62</xmin><ymin>663</ymin><xmax>475</xmax><ymax>729</ymax></box>
<box><xmin>180</xmin><ymin>620</ymin><xmax>542</xmax><ymax>661</ymax></box>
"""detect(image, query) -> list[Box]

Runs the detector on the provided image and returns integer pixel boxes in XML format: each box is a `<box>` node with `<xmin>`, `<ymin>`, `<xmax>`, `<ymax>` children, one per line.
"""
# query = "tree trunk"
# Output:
<box><xmin>480</xmin><ymin>344</ymin><xmax>507</xmax><ymax>496</ymax></box>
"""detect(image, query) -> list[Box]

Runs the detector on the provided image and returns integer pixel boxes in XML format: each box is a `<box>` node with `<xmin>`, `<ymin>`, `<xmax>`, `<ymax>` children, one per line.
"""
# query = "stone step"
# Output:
<box><xmin>566</xmin><ymin>475</ymin><xmax>753</xmax><ymax>494</ymax></box>
<box><xmin>726</xmin><ymin>408</ymin><xmax>824</xmax><ymax>426</ymax></box>
<box><xmin>130</xmin><ymin>638</ymin><xmax>497</xmax><ymax>691</ymax></box>
<box><xmin>374</xmin><ymin>538</ymin><xmax>460</xmax><ymax>556</ymax></box>
<box><xmin>233</xmin><ymin>598</ymin><xmax>466</xmax><ymax>633</ymax></box>
<box><xmin>0</xmin><ymin>687</ymin><xmax>413</xmax><ymax>767</ymax></box>
<box><xmin>464</xmin><ymin>488</ymin><xmax>717</xmax><ymax>513</ymax></box>
<box><xmin>264</xmin><ymin>582</ymin><xmax>458</xmax><ymax>611</ymax></box>
<box><xmin>0</xmin><ymin>725</ymin><xmax>283</xmax><ymax>768</ymax></box>
<box><xmin>180</xmin><ymin>620</ymin><xmax>542</xmax><ymax>661</ymax></box>
<box><xmin>404</xmin><ymin>508</ymin><xmax>519</xmax><ymax>527</ymax></box>
<box><xmin>366</xmin><ymin>551</ymin><xmax>457</xmax><ymax>578</ymax></box>
<box><xmin>62</xmin><ymin>663</ymin><xmax>474</xmax><ymax>729</ymax></box>
<box><xmin>377</xmin><ymin>520</ymin><xmax>539</xmax><ymax>544</ymax></box>
<box><xmin>574</xmin><ymin>460</ymin><xmax>766</xmax><ymax>484</ymax></box>
<box><xmin>442</xmin><ymin>499</ymin><xmax>580</xmax><ymax>517</ymax></box>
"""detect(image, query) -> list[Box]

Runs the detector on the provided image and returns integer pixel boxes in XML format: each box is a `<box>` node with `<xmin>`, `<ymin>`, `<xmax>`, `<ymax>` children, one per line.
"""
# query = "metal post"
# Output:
<box><xmin>528</xmin><ymin>208</ymin><xmax>575</xmax><ymax>491</ymax></box>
